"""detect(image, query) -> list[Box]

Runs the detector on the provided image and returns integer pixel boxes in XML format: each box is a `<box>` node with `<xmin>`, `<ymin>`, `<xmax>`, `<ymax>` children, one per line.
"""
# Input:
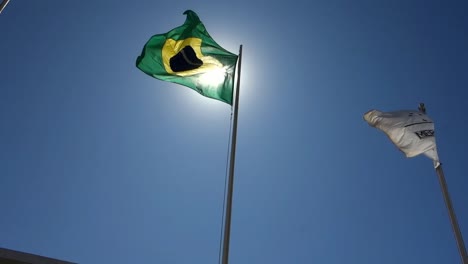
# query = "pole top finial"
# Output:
<box><xmin>418</xmin><ymin>103</ymin><xmax>426</xmax><ymax>114</ymax></box>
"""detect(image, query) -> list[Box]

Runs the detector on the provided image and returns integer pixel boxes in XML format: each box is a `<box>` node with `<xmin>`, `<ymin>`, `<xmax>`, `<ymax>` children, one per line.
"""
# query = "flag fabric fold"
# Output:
<box><xmin>364</xmin><ymin>109</ymin><xmax>440</xmax><ymax>168</ymax></box>
<box><xmin>136</xmin><ymin>10</ymin><xmax>238</xmax><ymax>105</ymax></box>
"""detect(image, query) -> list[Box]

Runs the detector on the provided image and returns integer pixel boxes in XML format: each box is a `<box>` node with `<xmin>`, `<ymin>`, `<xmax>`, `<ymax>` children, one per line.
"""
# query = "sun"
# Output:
<box><xmin>197</xmin><ymin>67</ymin><xmax>227</xmax><ymax>88</ymax></box>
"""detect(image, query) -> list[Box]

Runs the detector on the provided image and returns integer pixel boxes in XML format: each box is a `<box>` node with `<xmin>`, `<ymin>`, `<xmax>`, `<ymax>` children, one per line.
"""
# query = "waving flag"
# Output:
<box><xmin>136</xmin><ymin>10</ymin><xmax>238</xmax><ymax>105</ymax></box>
<box><xmin>364</xmin><ymin>109</ymin><xmax>440</xmax><ymax>167</ymax></box>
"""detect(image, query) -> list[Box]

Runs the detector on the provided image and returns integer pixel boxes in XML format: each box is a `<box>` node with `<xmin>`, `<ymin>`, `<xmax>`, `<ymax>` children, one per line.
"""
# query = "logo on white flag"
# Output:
<box><xmin>415</xmin><ymin>130</ymin><xmax>434</xmax><ymax>139</ymax></box>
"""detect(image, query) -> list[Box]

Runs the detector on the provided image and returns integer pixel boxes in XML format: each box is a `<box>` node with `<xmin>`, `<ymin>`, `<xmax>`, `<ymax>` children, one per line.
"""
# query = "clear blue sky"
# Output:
<box><xmin>1</xmin><ymin>1</ymin><xmax>467</xmax><ymax>263</ymax></box>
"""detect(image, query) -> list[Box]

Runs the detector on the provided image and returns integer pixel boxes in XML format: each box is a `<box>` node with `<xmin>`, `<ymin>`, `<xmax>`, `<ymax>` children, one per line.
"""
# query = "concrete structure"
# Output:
<box><xmin>0</xmin><ymin>248</ymin><xmax>76</xmax><ymax>264</ymax></box>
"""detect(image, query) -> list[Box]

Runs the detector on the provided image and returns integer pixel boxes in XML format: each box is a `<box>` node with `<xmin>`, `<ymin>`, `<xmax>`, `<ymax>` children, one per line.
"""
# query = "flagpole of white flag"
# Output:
<box><xmin>435</xmin><ymin>165</ymin><xmax>468</xmax><ymax>264</ymax></box>
<box><xmin>419</xmin><ymin>104</ymin><xmax>468</xmax><ymax>264</ymax></box>
<box><xmin>0</xmin><ymin>0</ymin><xmax>10</xmax><ymax>14</ymax></box>
<box><xmin>221</xmin><ymin>44</ymin><xmax>242</xmax><ymax>264</ymax></box>
<box><xmin>365</xmin><ymin>104</ymin><xmax>467</xmax><ymax>263</ymax></box>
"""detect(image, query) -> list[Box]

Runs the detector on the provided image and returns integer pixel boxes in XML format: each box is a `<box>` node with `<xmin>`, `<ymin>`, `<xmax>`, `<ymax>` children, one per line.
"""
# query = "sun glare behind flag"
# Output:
<box><xmin>364</xmin><ymin>108</ymin><xmax>440</xmax><ymax>167</ymax></box>
<box><xmin>136</xmin><ymin>10</ymin><xmax>238</xmax><ymax>105</ymax></box>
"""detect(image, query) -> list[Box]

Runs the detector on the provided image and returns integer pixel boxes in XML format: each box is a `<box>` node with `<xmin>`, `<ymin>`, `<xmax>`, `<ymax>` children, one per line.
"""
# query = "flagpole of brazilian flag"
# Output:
<box><xmin>136</xmin><ymin>10</ymin><xmax>238</xmax><ymax>105</ymax></box>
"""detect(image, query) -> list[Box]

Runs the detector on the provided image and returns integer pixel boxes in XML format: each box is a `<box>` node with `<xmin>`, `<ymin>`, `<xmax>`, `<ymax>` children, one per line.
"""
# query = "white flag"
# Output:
<box><xmin>364</xmin><ymin>109</ymin><xmax>440</xmax><ymax>168</ymax></box>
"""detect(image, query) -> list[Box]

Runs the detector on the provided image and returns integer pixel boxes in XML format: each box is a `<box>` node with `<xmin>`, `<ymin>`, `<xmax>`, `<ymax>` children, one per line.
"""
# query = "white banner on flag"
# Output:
<box><xmin>364</xmin><ymin>109</ymin><xmax>440</xmax><ymax>168</ymax></box>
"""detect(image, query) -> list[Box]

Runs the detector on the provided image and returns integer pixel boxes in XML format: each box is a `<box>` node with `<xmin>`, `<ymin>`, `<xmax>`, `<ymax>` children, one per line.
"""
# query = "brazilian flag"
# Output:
<box><xmin>136</xmin><ymin>10</ymin><xmax>238</xmax><ymax>105</ymax></box>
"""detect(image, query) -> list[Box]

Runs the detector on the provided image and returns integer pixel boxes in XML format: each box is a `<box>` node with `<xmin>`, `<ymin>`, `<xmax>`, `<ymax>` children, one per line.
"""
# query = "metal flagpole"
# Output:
<box><xmin>419</xmin><ymin>104</ymin><xmax>468</xmax><ymax>264</ymax></box>
<box><xmin>0</xmin><ymin>0</ymin><xmax>10</xmax><ymax>14</ymax></box>
<box><xmin>222</xmin><ymin>45</ymin><xmax>242</xmax><ymax>264</ymax></box>
<box><xmin>435</xmin><ymin>165</ymin><xmax>468</xmax><ymax>264</ymax></box>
